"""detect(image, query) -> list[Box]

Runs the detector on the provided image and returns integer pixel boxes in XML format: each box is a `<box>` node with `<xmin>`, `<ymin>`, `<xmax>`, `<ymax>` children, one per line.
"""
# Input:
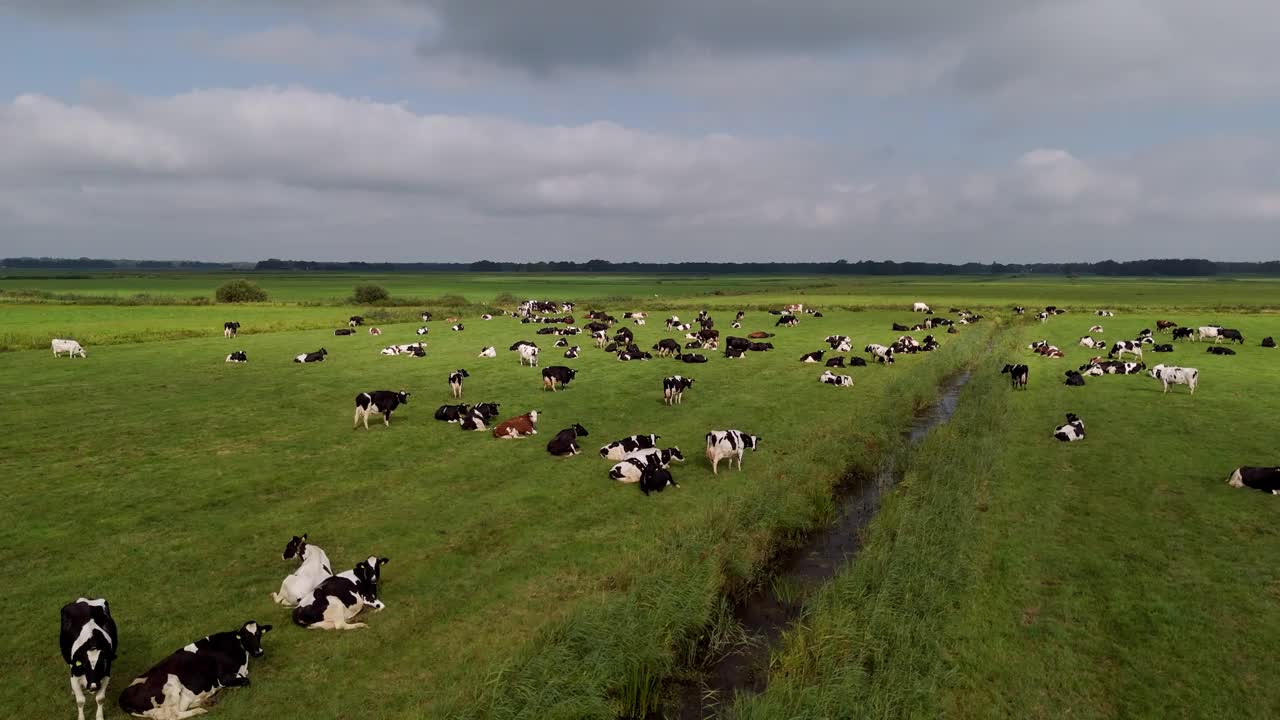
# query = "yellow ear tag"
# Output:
<box><xmin>235</xmin><ymin>634</ymin><xmax>241</xmax><ymax>639</ymax></box>
<box><xmin>75</xmin><ymin>661</ymin><xmax>82</xmax><ymax>667</ymax></box>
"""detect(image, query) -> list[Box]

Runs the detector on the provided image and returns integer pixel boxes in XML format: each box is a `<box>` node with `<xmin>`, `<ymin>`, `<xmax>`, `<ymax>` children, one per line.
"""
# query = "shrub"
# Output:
<box><xmin>215</xmin><ymin>279</ymin><xmax>268</xmax><ymax>303</ymax></box>
<box><xmin>353</xmin><ymin>284</ymin><xmax>390</xmax><ymax>304</ymax></box>
<box><xmin>493</xmin><ymin>291</ymin><xmax>518</xmax><ymax>305</ymax></box>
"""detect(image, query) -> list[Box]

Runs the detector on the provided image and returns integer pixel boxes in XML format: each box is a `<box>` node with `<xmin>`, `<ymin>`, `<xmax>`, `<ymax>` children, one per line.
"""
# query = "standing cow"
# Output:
<box><xmin>61</xmin><ymin>598</ymin><xmax>118</xmax><ymax>720</ymax></box>
<box><xmin>705</xmin><ymin>429</ymin><xmax>760</xmax><ymax>474</ymax></box>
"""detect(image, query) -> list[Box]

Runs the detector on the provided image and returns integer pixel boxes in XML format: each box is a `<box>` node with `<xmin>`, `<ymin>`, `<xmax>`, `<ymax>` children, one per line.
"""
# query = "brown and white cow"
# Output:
<box><xmin>493</xmin><ymin>410</ymin><xmax>540</xmax><ymax>439</ymax></box>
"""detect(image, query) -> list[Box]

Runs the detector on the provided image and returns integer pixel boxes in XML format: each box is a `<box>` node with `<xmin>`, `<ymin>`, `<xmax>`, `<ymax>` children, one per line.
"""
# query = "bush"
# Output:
<box><xmin>493</xmin><ymin>292</ymin><xmax>518</xmax><ymax>305</ymax></box>
<box><xmin>353</xmin><ymin>284</ymin><xmax>390</xmax><ymax>304</ymax></box>
<box><xmin>215</xmin><ymin>279</ymin><xmax>268</xmax><ymax>303</ymax></box>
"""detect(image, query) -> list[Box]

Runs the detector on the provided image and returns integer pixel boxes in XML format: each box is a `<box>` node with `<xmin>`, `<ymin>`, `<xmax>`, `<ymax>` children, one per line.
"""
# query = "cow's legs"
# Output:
<box><xmin>710</xmin><ymin>455</ymin><xmax>719</xmax><ymax>475</ymax></box>
<box><xmin>353</xmin><ymin>407</ymin><xmax>362</xmax><ymax>430</ymax></box>
<box><xmin>71</xmin><ymin>676</ymin><xmax>86</xmax><ymax>720</ymax></box>
<box><xmin>94</xmin><ymin>680</ymin><xmax>109</xmax><ymax>720</ymax></box>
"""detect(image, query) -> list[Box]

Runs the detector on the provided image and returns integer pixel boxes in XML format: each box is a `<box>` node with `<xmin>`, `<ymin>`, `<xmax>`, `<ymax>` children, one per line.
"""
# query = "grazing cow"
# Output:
<box><xmin>493</xmin><ymin>410</ymin><xmax>540</xmax><ymax>439</ymax></box>
<box><xmin>294</xmin><ymin>348</ymin><xmax>327</xmax><ymax>363</ymax></box>
<box><xmin>725</xmin><ymin>347</ymin><xmax>746</xmax><ymax>359</ymax></box>
<box><xmin>1095</xmin><ymin>310</ymin><xmax>1114</xmax><ymax>317</ymax></box>
<box><xmin>820</xmin><ymin>370</ymin><xmax>853</xmax><ymax>386</ymax></box>
<box><xmin>448</xmin><ymin>369</ymin><xmax>469</xmax><ymax>398</ymax></box>
<box><xmin>1001</xmin><ymin>364</ymin><xmax>1029</xmax><ymax>389</ymax></box>
<box><xmin>653</xmin><ymin>338</ymin><xmax>681</xmax><ymax>357</ymax></box>
<box><xmin>1152</xmin><ymin>344</ymin><xmax>1174</xmax><ymax>352</ymax></box>
<box><xmin>1053</xmin><ymin>413</ymin><xmax>1086</xmax><ymax>442</ymax></box>
<box><xmin>1088</xmin><ymin>325</ymin><xmax>1104</xmax><ymax>333</ymax></box>
<box><xmin>292</xmin><ymin>557</ymin><xmax>389</xmax><ymax>630</ymax></box>
<box><xmin>52</xmin><ymin>339</ymin><xmax>87</xmax><ymax>358</ymax></box>
<box><xmin>1197</xmin><ymin>325</ymin><xmax>1223</xmax><ymax>342</ymax></box>
<box><xmin>826</xmin><ymin>356</ymin><xmax>846</xmax><ymax>367</ymax></box>
<box><xmin>272</xmin><ymin>534</ymin><xmax>333</xmax><ymax>607</ymax></box>
<box><xmin>639</xmin><ymin>464</ymin><xmax>679</xmax><ymax>496</ymax></box>
<box><xmin>478</xmin><ymin>346</ymin><xmax>496</xmax><ymax>357</ymax></box>
<box><xmin>225</xmin><ymin>351</ymin><xmax>248</xmax><ymax>363</ymax></box>
<box><xmin>542</xmin><ymin>366</ymin><xmax>577</xmax><ymax>391</ymax></box>
<box><xmin>1172</xmin><ymin>327</ymin><xmax>1196</xmax><ymax>341</ymax></box>
<box><xmin>1079</xmin><ymin>336</ymin><xmax>1107</xmax><ymax>349</ymax></box>
<box><xmin>706</xmin><ymin>430</ymin><xmax>760</xmax><ymax>474</ymax></box>
<box><xmin>609</xmin><ymin>449</ymin><xmax>685</xmax><ymax>484</ymax></box>
<box><xmin>368</xmin><ymin>327</ymin><xmax>382</xmax><ymax>336</ymax></box>
<box><xmin>1207</xmin><ymin>346</ymin><xmax>1236</xmax><ymax>356</ymax></box>
<box><xmin>775</xmin><ymin>314</ymin><xmax>799</xmax><ymax>327</ymax></box>
<box><xmin>1263</xmin><ymin>336</ymin><xmax>1276</xmax><ymax>348</ymax></box>
<box><xmin>912</xmin><ymin>302</ymin><xmax>931</xmax><ymax>313</ymax></box>
<box><xmin>865</xmin><ymin>344</ymin><xmax>894</xmax><ymax>365</ymax></box>
<box><xmin>450</xmin><ymin>324</ymin><xmax>464</xmax><ymax>332</ymax></box>
<box><xmin>1219</xmin><ymin>328</ymin><xmax>1244</xmax><ymax>344</ymax></box>
<box><xmin>564</xmin><ymin>346</ymin><xmax>580</xmax><ymax>359</ymax></box>
<box><xmin>1156</xmin><ymin>320</ymin><xmax>1178</xmax><ymax>332</ymax></box>
<box><xmin>353</xmin><ymin>390</ymin><xmax>410</xmax><ymax>430</ymax></box>
<box><xmin>1148</xmin><ymin>364</ymin><xmax>1198</xmax><ymax>394</ymax></box>
<box><xmin>334</xmin><ymin>328</ymin><xmax>356</xmax><ymax>336</ymax></box>
<box><xmin>434</xmin><ymin>403</ymin><xmax>471</xmax><ymax>423</ymax></box>
<box><xmin>546</xmin><ymin>424</ymin><xmax>590</xmax><ymax>456</ymax></box>
<box><xmin>349</xmin><ymin>316</ymin><xmax>364</xmax><ymax>327</ymax></box>
<box><xmin>223</xmin><ymin>321</ymin><xmax>240</xmax><ymax>338</ymax></box>
<box><xmin>118</xmin><ymin>621</ymin><xmax>272</xmax><ymax>718</ymax></box>
<box><xmin>1109</xmin><ymin>341</ymin><xmax>1144</xmax><ymax>360</ymax></box>
<box><xmin>519</xmin><ymin>345</ymin><xmax>540</xmax><ymax>367</ymax></box>
<box><xmin>680</xmin><ymin>353</ymin><xmax>708</xmax><ymax>363</ymax></box>
<box><xmin>600</xmin><ymin>434</ymin><xmax>661</xmax><ymax>461</ymax></box>
<box><xmin>61</xmin><ymin>598</ymin><xmax>117</xmax><ymax>720</ymax></box>
<box><xmin>1063</xmin><ymin>370</ymin><xmax>1086</xmax><ymax>386</ymax></box>
<box><xmin>663</xmin><ymin>375</ymin><xmax>695</xmax><ymax>404</ymax></box>
<box><xmin>481</xmin><ymin>313</ymin><xmax>493</xmax><ymax>320</ymax></box>
<box><xmin>1227</xmin><ymin>466</ymin><xmax>1280</xmax><ymax>494</ymax></box>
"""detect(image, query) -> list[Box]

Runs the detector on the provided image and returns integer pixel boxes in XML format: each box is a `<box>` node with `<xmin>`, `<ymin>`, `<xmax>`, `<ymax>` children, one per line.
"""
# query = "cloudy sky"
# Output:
<box><xmin>1</xmin><ymin>1</ymin><xmax>1277</xmax><ymax>262</ymax></box>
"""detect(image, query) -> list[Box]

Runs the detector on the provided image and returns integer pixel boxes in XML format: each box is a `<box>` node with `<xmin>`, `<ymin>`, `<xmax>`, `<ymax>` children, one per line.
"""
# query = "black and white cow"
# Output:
<box><xmin>460</xmin><ymin>402</ymin><xmax>501</xmax><ymax>431</ymax></box>
<box><xmin>1095</xmin><ymin>310</ymin><xmax>1114</xmax><ymax>317</ymax></box>
<box><xmin>653</xmin><ymin>338</ymin><xmax>681</xmax><ymax>357</ymax></box>
<box><xmin>1148</xmin><ymin>364</ymin><xmax>1198</xmax><ymax>394</ymax></box>
<box><xmin>421</xmin><ymin>311</ymin><xmax>432</xmax><ymax>322</ymax></box>
<box><xmin>1227</xmin><ymin>466</ymin><xmax>1280</xmax><ymax>494</ymax></box>
<box><xmin>1036</xmin><ymin>311</ymin><xmax>1050</xmax><ymax>322</ymax></box>
<box><xmin>1001</xmin><ymin>364</ymin><xmax>1029</xmax><ymax>389</ymax></box>
<box><xmin>1172</xmin><ymin>327</ymin><xmax>1196</xmax><ymax>340</ymax></box>
<box><xmin>725</xmin><ymin>347</ymin><xmax>746</xmax><ymax>359</ymax></box>
<box><xmin>481</xmin><ymin>313</ymin><xmax>493</xmax><ymax>320</ymax></box>
<box><xmin>416</xmin><ymin>327</ymin><xmax>430</xmax><ymax>336</ymax></box>
<box><xmin>663</xmin><ymin>375</ymin><xmax>695</xmax><ymax>405</ymax></box>
<box><xmin>554</xmin><ymin>338</ymin><xmax>568</xmax><ymax>348</ymax></box>
<box><xmin>294</xmin><ymin>348</ymin><xmax>327</xmax><ymax>363</ymax></box>
<box><xmin>478</xmin><ymin>346</ymin><xmax>496</xmax><ymax>357</ymax></box>
<box><xmin>542</xmin><ymin>366</ymin><xmax>577</xmax><ymax>391</ymax></box>
<box><xmin>223</xmin><ymin>321</ymin><xmax>240</xmax><ymax>339</ymax></box>
<box><xmin>1262</xmin><ymin>336</ymin><xmax>1276</xmax><ymax>348</ymax></box>
<box><xmin>1063</xmin><ymin>370</ymin><xmax>1086</xmax><ymax>386</ymax></box>
<box><xmin>564</xmin><ymin>346</ymin><xmax>580</xmax><ymax>359</ymax></box>
<box><xmin>1079</xmin><ymin>336</ymin><xmax>1107</xmax><ymax>349</ymax></box>
<box><xmin>449</xmin><ymin>369</ymin><xmax>469</xmax><ymax>398</ymax></box>
<box><xmin>775</xmin><ymin>314</ymin><xmax>799</xmax><ymax>327</ymax></box>
<box><xmin>1053</xmin><ymin>413</ymin><xmax>1086</xmax><ymax>442</ymax></box>
<box><xmin>61</xmin><ymin>598</ymin><xmax>117</xmax><ymax>720</ymax></box>
<box><xmin>292</xmin><ymin>556</ymin><xmax>390</xmax><ymax>630</ymax></box>
<box><xmin>334</xmin><ymin>328</ymin><xmax>356</xmax><ymax>336</ymax></box>
<box><xmin>348</xmin><ymin>316</ymin><xmax>364</xmax><ymax>327</ymax></box>
<box><xmin>1152</xmin><ymin>343</ymin><xmax>1174</xmax><ymax>352</ymax></box>
<box><xmin>450</xmin><ymin>323</ymin><xmax>464</xmax><ymax>332</ymax></box>
<box><xmin>1014</xmin><ymin>306</ymin><xmax>1026</xmax><ymax>314</ymax></box>
<box><xmin>117</xmin><ymin>621</ymin><xmax>271</xmax><ymax>719</ymax></box>
<box><xmin>1206</xmin><ymin>346</ymin><xmax>1236</xmax><ymax>355</ymax></box>
<box><xmin>434</xmin><ymin>403</ymin><xmax>470</xmax><ymax>423</ymax></box>
<box><xmin>825</xmin><ymin>335</ymin><xmax>852</xmax><ymax>352</ymax></box>
<box><xmin>1108</xmin><ymin>340</ymin><xmax>1144</xmax><ymax>360</ymax></box>
<box><xmin>819</xmin><ymin>370</ymin><xmax>853</xmax><ymax>386</ymax></box>
<box><xmin>705</xmin><ymin>429</ymin><xmax>760</xmax><ymax>474</ymax></box>
<box><xmin>609</xmin><ymin>447</ymin><xmax>685</xmax><ymax>483</ymax></box>
<box><xmin>865</xmin><ymin>344</ymin><xmax>894</xmax><ymax>365</ymax></box>
<box><xmin>1197</xmin><ymin>325</ymin><xmax>1223</xmax><ymax>342</ymax></box>
<box><xmin>519</xmin><ymin>345</ymin><xmax>541</xmax><ymax>367</ymax></box>
<box><xmin>600</xmin><ymin>434</ymin><xmax>661</xmax><ymax>461</ymax></box>
<box><xmin>800</xmin><ymin>350</ymin><xmax>825</xmax><ymax>363</ymax></box>
<box><xmin>353</xmin><ymin>390</ymin><xmax>410</xmax><ymax>429</ymax></box>
<box><xmin>225</xmin><ymin>351</ymin><xmax>247</xmax><ymax>363</ymax></box>
<box><xmin>546</xmin><ymin>424</ymin><xmax>590</xmax><ymax>456</ymax></box>
<box><xmin>679</xmin><ymin>353</ymin><xmax>708</xmax><ymax>363</ymax></box>
<box><xmin>1219</xmin><ymin>328</ymin><xmax>1244</xmax><ymax>344</ymax></box>
<box><xmin>639</xmin><ymin>464</ymin><xmax>678</xmax><ymax>495</ymax></box>
<box><xmin>272</xmin><ymin>534</ymin><xmax>333</xmax><ymax>607</ymax></box>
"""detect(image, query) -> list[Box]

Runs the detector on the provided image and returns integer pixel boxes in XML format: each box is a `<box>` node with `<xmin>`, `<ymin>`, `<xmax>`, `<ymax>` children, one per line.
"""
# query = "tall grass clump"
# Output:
<box><xmin>352</xmin><ymin>284</ymin><xmax>390</xmax><ymax>304</ymax></box>
<box><xmin>215</xmin><ymin>278</ymin><xmax>268</xmax><ymax>303</ymax></box>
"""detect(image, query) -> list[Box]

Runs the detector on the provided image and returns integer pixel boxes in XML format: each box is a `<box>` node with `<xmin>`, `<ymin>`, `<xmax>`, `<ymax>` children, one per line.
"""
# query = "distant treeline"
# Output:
<box><xmin>5</xmin><ymin>256</ymin><xmax>1280</xmax><ymax>276</ymax></box>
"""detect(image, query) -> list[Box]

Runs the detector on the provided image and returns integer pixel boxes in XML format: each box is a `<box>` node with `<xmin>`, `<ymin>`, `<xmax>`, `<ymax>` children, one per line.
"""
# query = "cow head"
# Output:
<box><xmin>664</xmin><ymin>447</ymin><xmax>685</xmax><ymax>463</ymax></box>
<box><xmin>353</xmin><ymin>557</ymin><xmax>390</xmax><ymax>604</ymax></box>
<box><xmin>744</xmin><ymin>435</ymin><xmax>761</xmax><ymax>450</ymax></box>
<box><xmin>236</xmin><ymin>621</ymin><xmax>272</xmax><ymax>658</ymax></box>
<box><xmin>69</xmin><ymin>629</ymin><xmax>115</xmax><ymax>691</ymax></box>
<box><xmin>527</xmin><ymin>410</ymin><xmax>540</xmax><ymax>424</ymax></box>
<box><xmin>397</xmin><ymin>391</ymin><xmax>410</xmax><ymax>404</ymax></box>
<box><xmin>475</xmin><ymin>403</ymin><xmax>500</xmax><ymax>418</ymax></box>
<box><xmin>571</xmin><ymin>423</ymin><xmax>589</xmax><ymax>437</ymax></box>
<box><xmin>282</xmin><ymin>534</ymin><xmax>307</xmax><ymax>560</ymax></box>
<box><xmin>456</xmin><ymin>369</ymin><xmax>470</xmax><ymax>378</ymax></box>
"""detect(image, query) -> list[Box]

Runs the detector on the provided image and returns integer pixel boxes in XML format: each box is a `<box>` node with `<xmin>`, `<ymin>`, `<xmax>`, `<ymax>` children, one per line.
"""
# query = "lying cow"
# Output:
<box><xmin>825</xmin><ymin>335</ymin><xmax>852</xmax><ymax>352</ymax></box>
<box><xmin>1206</xmin><ymin>346</ymin><xmax>1236</xmax><ymax>355</ymax></box>
<box><xmin>1263</xmin><ymin>336</ymin><xmax>1276</xmax><ymax>348</ymax></box>
<box><xmin>1152</xmin><ymin>344</ymin><xmax>1174</xmax><ymax>352</ymax></box>
<box><xmin>271</xmin><ymin>534</ymin><xmax>332</xmax><ymax>607</ymax></box>
<box><xmin>706</xmin><ymin>429</ymin><xmax>760</xmax><ymax>474</ymax></box>
<box><xmin>368</xmin><ymin>327</ymin><xmax>382</xmax><ymax>336</ymax></box>
<box><xmin>1095</xmin><ymin>310</ymin><xmax>1114</xmax><ymax>317</ymax></box>
<box><xmin>1148</xmin><ymin>364</ymin><xmax>1198</xmax><ymax>394</ymax></box>
<box><xmin>609</xmin><ymin>447</ymin><xmax>685</xmax><ymax>483</ymax></box>
<box><xmin>334</xmin><ymin>328</ymin><xmax>355</xmax><ymax>336</ymax></box>
<box><xmin>663</xmin><ymin>376</ymin><xmax>695</xmax><ymax>404</ymax></box>
<box><xmin>481</xmin><ymin>313</ymin><xmax>493</xmax><ymax>320</ymax></box>
<box><xmin>434</xmin><ymin>403</ymin><xmax>470</xmax><ymax>423</ymax></box>
<box><xmin>1063</xmin><ymin>370</ymin><xmax>1086</xmax><ymax>386</ymax></box>
<box><xmin>449</xmin><ymin>369</ymin><xmax>469</xmax><ymax>398</ymax></box>
<box><xmin>460</xmin><ymin>402</ymin><xmax>501</xmax><ymax>431</ymax></box>
<box><xmin>1227</xmin><ymin>466</ymin><xmax>1280</xmax><ymax>494</ymax></box>
<box><xmin>542</xmin><ymin>366</ymin><xmax>577</xmax><ymax>391</ymax></box>
<box><xmin>493</xmin><ymin>410</ymin><xmax>540</xmax><ymax>438</ymax></box>
<box><xmin>225</xmin><ymin>351</ymin><xmax>248</xmax><ymax>363</ymax></box>
<box><xmin>826</xmin><ymin>356</ymin><xmax>846</xmax><ymax>368</ymax></box>
<box><xmin>478</xmin><ymin>346</ymin><xmax>496</xmax><ymax>357</ymax></box>
<box><xmin>1053</xmin><ymin>413</ymin><xmax>1086</xmax><ymax>442</ymax></box>
<box><xmin>61</xmin><ymin>597</ymin><xmax>117</xmax><ymax>720</ymax></box>
<box><xmin>294</xmin><ymin>348</ymin><xmax>327</xmax><ymax>363</ymax></box>
<box><xmin>546</xmin><ymin>424</ymin><xmax>589</xmax><ymax>456</ymax></box>
<box><xmin>450</xmin><ymin>324</ymin><xmax>464</xmax><ymax>331</ymax></box>
<box><xmin>800</xmin><ymin>350</ymin><xmax>825</xmax><ymax>363</ymax></box>
<box><xmin>600</xmin><ymin>434</ymin><xmax>661</xmax><ymax>461</ymax></box>
<box><xmin>353</xmin><ymin>390</ymin><xmax>409</xmax><ymax>430</ymax></box>
<box><xmin>639</xmin><ymin>464</ymin><xmax>678</xmax><ymax>495</ymax></box>
<box><xmin>1088</xmin><ymin>325</ymin><xmax>1104</xmax><ymax>333</ymax></box>
<box><xmin>1001</xmin><ymin>364</ymin><xmax>1029</xmax><ymax>389</ymax></box>
<box><xmin>679</xmin><ymin>353</ymin><xmax>708</xmax><ymax>363</ymax></box>
<box><xmin>1079</xmin><ymin>336</ymin><xmax>1107</xmax><ymax>349</ymax></box>
<box><xmin>820</xmin><ymin>370</ymin><xmax>853</xmax><ymax>386</ymax></box>
<box><xmin>292</xmin><ymin>557</ymin><xmax>389</xmax><ymax>630</ymax></box>
<box><xmin>223</xmin><ymin>321</ymin><xmax>240</xmax><ymax>338</ymax></box>
<box><xmin>417</xmin><ymin>327</ymin><xmax>430</xmax><ymax>335</ymax></box>
<box><xmin>52</xmin><ymin>338</ymin><xmax>87</xmax><ymax>358</ymax></box>
<box><xmin>118</xmin><ymin>621</ymin><xmax>271</xmax><ymax>717</ymax></box>
<box><xmin>564</xmin><ymin>346</ymin><xmax>580</xmax><ymax>359</ymax></box>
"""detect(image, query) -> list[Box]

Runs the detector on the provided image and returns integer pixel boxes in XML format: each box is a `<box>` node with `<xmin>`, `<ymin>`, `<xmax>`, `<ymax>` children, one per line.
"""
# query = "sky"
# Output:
<box><xmin>0</xmin><ymin>1</ymin><xmax>1277</xmax><ymax>263</ymax></box>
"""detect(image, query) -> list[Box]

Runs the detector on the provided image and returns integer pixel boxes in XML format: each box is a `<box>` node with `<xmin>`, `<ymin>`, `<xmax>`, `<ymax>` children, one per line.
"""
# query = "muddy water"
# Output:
<box><xmin>670</xmin><ymin>370</ymin><xmax>974</xmax><ymax>719</ymax></box>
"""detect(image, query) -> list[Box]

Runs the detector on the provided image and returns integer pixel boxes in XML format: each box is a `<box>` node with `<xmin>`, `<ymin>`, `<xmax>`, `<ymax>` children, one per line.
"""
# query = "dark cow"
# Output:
<box><xmin>653</xmin><ymin>338</ymin><xmax>682</xmax><ymax>357</ymax></box>
<box><xmin>537</xmin><ymin>327</ymin><xmax>558</xmax><ymax>335</ymax></box>
<box><xmin>947</xmin><ymin>326</ymin><xmax>959</xmax><ymax>335</ymax></box>
<box><xmin>1263</xmin><ymin>336</ymin><xmax>1276</xmax><ymax>348</ymax></box>
<box><xmin>295</xmin><ymin>348</ymin><xmax>327</xmax><ymax>363</ymax></box>
<box><xmin>118</xmin><ymin>621</ymin><xmax>271</xmax><ymax>718</ymax></box>
<box><xmin>800</xmin><ymin>350</ymin><xmax>825</xmax><ymax>363</ymax></box>
<box><xmin>542</xmin><ymin>366</ymin><xmax>577</xmax><ymax>391</ymax></box>
<box><xmin>292</xmin><ymin>557</ymin><xmax>389</xmax><ymax>630</ymax></box>
<box><xmin>826</xmin><ymin>356</ymin><xmax>846</xmax><ymax>367</ymax></box>
<box><xmin>546</xmin><ymin>424</ymin><xmax>590</xmax><ymax>456</ymax></box>
<box><xmin>61</xmin><ymin>598</ymin><xmax>118</xmax><ymax>720</ymax></box>
<box><xmin>1152</xmin><ymin>344</ymin><xmax>1174</xmax><ymax>352</ymax></box>
<box><xmin>849</xmin><ymin>357</ymin><xmax>868</xmax><ymax>367</ymax></box>
<box><xmin>604</xmin><ymin>342</ymin><xmax>619</xmax><ymax>353</ymax></box>
<box><xmin>225</xmin><ymin>351</ymin><xmax>248</xmax><ymax>363</ymax></box>
<box><xmin>1227</xmin><ymin>466</ymin><xmax>1280</xmax><ymax>494</ymax></box>
<box><xmin>449</xmin><ymin>369</ymin><xmax>469</xmax><ymax>398</ymax></box>
<box><xmin>679</xmin><ymin>353</ymin><xmax>708</xmax><ymax>363</ymax></box>
<box><xmin>509</xmin><ymin>340</ymin><xmax>537</xmax><ymax>351</ymax></box>
<box><xmin>586</xmin><ymin>321</ymin><xmax>609</xmax><ymax>333</ymax></box>
<box><xmin>1001</xmin><ymin>364</ymin><xmax>1029</xmax><ymax>389</ymax></box>
<box><xmin>348</xmin><ymin>316</ymin><xmax>364</xmax><ymax>327</ymax></box>
<box><xmin>353</xmin><ymin>390</ymin><xmax>409</xmax><ymax>430</ymax></box>
<box><xmin>1219</xmin><ymin>328</ymin><xmax>1244</xmax><ymax>344</ymax></box>
<box><xmin>1156</xmin><ymin>320</ymin><xmax>1178</xmax><ymax>332</ymax></box>
<box><xmin>725</xmin><ymin>337</ymin><xmax>751</xmax><ymax>351</ymax></box>
<box><xmin>663</xmin><ymin>376</ymin><xmax>695</xmax><ymax>405</ymax></box>
<box><xmin>613</xmin><ymin>328</ymin><xmax>635</xmax><ymax>344</ymax></box>
<box><xmin>892</xmin><ymin>323</ymin><xmax>910</xmax><ymax>332</ymax></box>
<box><xmin>553</xmin><ymin>339</ymin><xmax>568</xmax><ymax>347</ymax></box>
<box><xmin>434</xmin><ymin>403</ymin><xmax>470</xmax><ymax>423</ymax></box>
<box><xmin>1063</xmin><ymin>370</ymin><xmax>1086</xmax><ymax>386</ymax></box>
<box><xmin>564</xmin><ymin>346</ymin><xmax>580</xmax><ymax>359</ymax></box>
<box><xmin>1172</xmin><ymin>327</ymin><xmax>1196</xmax><ymax>340</ymax></box>
<box><xmin>747</xmin><ymin>331</ymin><xmax>775</xmax><ymax>339</ymax></box>
<box><xmin>460</xmin><ymin>402</ymin><xmax>501</xmax><ymax>431</ymax></box>
<box><xmin>639</xmin><ymin>464</ymin><xmax>678</xmax><ymax>496</ymax></box>
<box><xmin>775</xmin><ymin>314</ymin><xmax>799</xmax><ymax>327</ymax></box>
<box><xmin>684</xmin><ymin>341</ymin><xmax>703</xmax><ymax>349</ymax></box>
<box><xmin>223</xmin><ymin>321</ymin><xmax>240</xmax><ymax>338</ymax></box>
<box><xmin>1206</xmin><ymin>346</ymin><xmax>1236</xmax><ymax>355</ymax></box>
<box><xmin>725</xmin><ymin>347</ymin><xmax>746</xmax><ymax>359</ymax></box>
<box><xmin>334</xmin><ymin>328</ymin><xmax>355</xmax><ymax>336</ymax></box>
<box><xmin>600</xmin><ymin>434</ymin><xmax>661</xmax><ymax>461</ymax></box>
<box><xmin>747</xmin><ymin>342</ymin><xmax>773</xmax><ymax>352</ymax></box>
<box><xmin>1053</xmin><ymin>413</ymin><xmax>1086</xmax><ymax>442</ymax></box>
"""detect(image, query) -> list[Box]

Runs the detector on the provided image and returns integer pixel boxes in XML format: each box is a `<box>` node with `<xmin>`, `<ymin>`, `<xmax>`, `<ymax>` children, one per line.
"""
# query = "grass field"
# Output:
<box><xmin>5</xmin><ymin>272</ymin><xmax>1278</xmax><ymax>720</ymax></box>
